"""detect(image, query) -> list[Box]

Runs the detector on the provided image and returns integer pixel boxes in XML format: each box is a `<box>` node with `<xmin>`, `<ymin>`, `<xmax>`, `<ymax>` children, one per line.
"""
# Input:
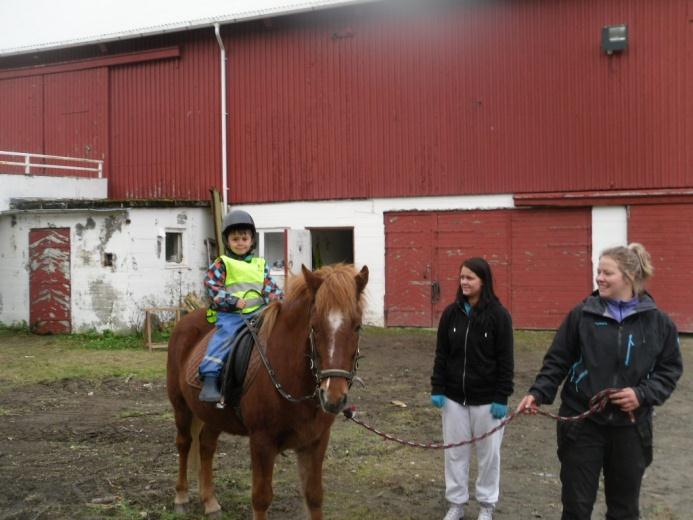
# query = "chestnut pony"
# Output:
<box><xmin>166</xmin><ymin>263</ymin><xmax>368</xmax><ymax>519</ymax></box>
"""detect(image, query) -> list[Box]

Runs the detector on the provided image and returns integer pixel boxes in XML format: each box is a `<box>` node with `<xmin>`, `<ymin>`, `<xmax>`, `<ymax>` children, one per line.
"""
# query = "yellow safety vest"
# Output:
<box><xmin>220</xmin><ymin>255</ymin><xmax>266</xmax><ymax>314</ymax></box>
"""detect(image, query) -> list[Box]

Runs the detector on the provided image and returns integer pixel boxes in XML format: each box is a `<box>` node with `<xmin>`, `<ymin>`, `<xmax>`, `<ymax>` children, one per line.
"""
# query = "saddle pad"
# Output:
<box><xmin>185</xmin><ymin>326</ymin><xmax>262</xmax><ymax>407</ymax></box>
<box><xmin>185</xmin><ymin>329</ymin><xmax>214</xmax><ymax>389</ymax></box>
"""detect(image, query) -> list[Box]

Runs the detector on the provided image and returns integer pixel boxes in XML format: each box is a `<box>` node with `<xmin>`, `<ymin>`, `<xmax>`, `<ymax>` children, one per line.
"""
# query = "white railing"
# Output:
<box><xmin>0</xmin><ymin>151</ymin><xmax>103</xmax><ymax>178</ymax></box>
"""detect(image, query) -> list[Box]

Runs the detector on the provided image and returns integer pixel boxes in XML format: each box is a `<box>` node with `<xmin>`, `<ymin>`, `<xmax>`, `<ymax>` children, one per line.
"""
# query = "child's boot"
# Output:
<box><xmin>199</xmin><ymin>376</ymin><xmax>221</xmax><ymax>402</ymax></box>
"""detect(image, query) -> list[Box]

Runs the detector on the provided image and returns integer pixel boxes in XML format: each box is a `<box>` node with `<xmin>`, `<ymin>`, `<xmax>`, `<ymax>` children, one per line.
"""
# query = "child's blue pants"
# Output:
<box><xmin>199</xmin><ymin>311</ymin><xmax>255</xmax><ymax>378</ymax></box>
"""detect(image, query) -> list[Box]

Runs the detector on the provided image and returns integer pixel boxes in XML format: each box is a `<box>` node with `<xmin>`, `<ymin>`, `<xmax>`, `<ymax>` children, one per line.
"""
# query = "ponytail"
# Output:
<box><xmin>600</xmin><ymin>242</ymin><xmax>654</xmax><ymax>296</ymax></box>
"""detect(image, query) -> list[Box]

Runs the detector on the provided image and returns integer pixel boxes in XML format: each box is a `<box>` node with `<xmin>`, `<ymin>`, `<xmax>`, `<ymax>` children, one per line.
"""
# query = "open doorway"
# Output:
<box><xmin>309</xmin><ymin>227</ymin><xmax>354</xmax><ymax>268</ymax></box>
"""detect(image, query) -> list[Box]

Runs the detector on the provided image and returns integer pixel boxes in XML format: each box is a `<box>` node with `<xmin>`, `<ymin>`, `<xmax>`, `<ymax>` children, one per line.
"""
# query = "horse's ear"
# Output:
<box><xmin>355</xmin><ymin>265</ymin><xmax>369</xmax><ymax>295</ymax></box>
<box><xmin>302</xmin><ymin>264</ymin><xmax>323</xmax><ymax>295</ymax></box>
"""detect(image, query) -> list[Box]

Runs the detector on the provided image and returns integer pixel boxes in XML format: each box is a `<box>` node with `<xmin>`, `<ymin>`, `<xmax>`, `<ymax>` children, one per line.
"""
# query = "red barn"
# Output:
<box><xmin>1</xmin><ymin>0</ymin><xmax>692</xmax><ymax>332</ymax></box>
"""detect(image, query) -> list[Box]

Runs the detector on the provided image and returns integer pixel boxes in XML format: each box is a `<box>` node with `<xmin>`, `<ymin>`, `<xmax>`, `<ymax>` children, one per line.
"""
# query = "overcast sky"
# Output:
<box><xmin>0</xmin><ymin>0</ymin><xmax>352</xmax><ymax>53</ymax></box>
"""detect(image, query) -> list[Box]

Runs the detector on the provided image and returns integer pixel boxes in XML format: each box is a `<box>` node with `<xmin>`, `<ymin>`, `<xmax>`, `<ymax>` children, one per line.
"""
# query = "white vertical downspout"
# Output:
<box><xmin>214</xmin><ymin>23</ymin><xmax>228</xmax><ymax>213</ymax></box>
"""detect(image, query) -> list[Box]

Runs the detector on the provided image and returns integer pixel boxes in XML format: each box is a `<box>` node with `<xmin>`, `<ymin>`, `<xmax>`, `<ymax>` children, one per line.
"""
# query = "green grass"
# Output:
<box><xmin>0</xmin><ymin>327</ymin><xmax>557</xmax><ymax>390</ymax></box>
<box><xmin>513</xmin><ymin>329</ymin><xmax>556</xmax><ymax>351</ymax></box>
<box><xmin>362</xmin><ymin>325</ymin><xmax>436</xmax><ymax>337</ymax></box>
<box><xmin>0</xmin><ymin>330</ymin><xmax>167</xmax><ymax>388</ymax></box>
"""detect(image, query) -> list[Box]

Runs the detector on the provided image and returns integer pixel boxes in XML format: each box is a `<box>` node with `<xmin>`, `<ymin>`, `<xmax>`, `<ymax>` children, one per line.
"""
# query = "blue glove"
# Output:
<box><xmin>431</xmin><ymin>395</ymin><xmax>446</xmax><ymax>408</ymax></box>
<box><xmin>490</xmin><ymin>402</ymin><xmax>507</xmax><ymax>419</ymax></box>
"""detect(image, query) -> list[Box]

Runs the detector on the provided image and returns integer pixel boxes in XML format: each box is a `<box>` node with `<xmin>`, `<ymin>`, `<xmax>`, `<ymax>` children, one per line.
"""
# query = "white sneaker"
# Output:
<box><xmin>477</xmin><ymin>505</ymin><xmax>494</xmax><ymax>520</ymax></box>
<box><xmin>443</xmin><ymin>503</ymin><xmax>464</xmax><ymax>520</ymax></box>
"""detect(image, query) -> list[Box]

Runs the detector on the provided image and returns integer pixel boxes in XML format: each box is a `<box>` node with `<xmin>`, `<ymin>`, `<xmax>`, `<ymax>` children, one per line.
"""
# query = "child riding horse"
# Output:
<box><xmin>167</xmin><ymin>263</ymin><xmax>368</xmax><ymax>519</ymax></box>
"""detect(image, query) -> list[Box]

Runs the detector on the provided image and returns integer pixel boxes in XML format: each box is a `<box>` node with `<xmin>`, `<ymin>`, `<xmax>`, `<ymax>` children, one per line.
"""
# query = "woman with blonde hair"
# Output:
<box><xmin>517</xmin><ymin>243</ymin><xmax>682</xmax><ymax>520</ymax></box>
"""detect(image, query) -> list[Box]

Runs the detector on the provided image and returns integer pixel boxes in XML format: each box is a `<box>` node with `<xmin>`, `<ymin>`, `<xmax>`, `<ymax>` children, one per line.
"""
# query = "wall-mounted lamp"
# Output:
<box><xmin>601</xmin><ymin>24</ymin><xmax>628</xmax><ymax>55</ymax></box>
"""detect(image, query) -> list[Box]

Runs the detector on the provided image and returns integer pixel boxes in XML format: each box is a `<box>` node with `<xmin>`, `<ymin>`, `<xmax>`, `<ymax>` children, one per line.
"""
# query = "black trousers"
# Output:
<box><xmin>557</xmin><ymin>418</ymin><xmax>652</xmax><ymax>520</ymax></box>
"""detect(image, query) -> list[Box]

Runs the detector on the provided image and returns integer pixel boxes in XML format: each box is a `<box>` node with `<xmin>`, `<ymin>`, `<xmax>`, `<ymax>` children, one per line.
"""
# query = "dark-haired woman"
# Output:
<box><xmin>431</xmin><ymin>257</ymin><xmax>514</xmax><ymax>520</ymax></box>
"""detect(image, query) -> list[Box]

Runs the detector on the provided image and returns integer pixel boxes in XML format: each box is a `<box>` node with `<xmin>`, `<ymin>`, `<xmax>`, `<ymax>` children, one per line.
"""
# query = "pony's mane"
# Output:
<box><xmin>258</xmin><ymin>264</ymin><xmax>364</xmax><ymax>342</ymax></box>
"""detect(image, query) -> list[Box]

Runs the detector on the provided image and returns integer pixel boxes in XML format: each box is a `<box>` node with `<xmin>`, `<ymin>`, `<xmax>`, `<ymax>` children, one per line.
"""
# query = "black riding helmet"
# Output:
<box><xmin>221</xmin><ymin>209</ymin><xmax>256</xmax><ymax>242</ymax></box>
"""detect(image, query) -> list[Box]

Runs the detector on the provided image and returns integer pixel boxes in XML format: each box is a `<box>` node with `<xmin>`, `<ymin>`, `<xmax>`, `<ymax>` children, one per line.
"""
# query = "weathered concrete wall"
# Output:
<box><xmin>0</xmin><ymin>174</ymin><xmax>108</xmax><ymax>211</ymax></box>
<box><xmin>0</xmin><ymin>207</ymin><xmax>213</xmax><ymax>332</ymax></box>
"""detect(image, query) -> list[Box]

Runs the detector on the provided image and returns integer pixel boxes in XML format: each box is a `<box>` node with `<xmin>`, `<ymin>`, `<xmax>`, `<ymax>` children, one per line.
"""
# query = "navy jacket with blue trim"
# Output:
<box><xmin>529</xmin><ymin>292</ymin><xmax>683</xmax><ymax>426</ymax></box>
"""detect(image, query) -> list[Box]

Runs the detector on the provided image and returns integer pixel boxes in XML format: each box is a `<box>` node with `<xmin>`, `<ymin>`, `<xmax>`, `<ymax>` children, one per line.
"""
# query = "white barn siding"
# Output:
<box><xmin>591</xmin><ymin>206</ymin><xmax>628</xmax><ymax>289</ymax></box>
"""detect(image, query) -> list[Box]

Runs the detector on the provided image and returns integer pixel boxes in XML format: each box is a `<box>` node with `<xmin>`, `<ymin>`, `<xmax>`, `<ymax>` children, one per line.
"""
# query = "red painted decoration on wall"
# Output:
<box><xmin>29</xmin><ymin>228</ymin><xmax>71</xmax><ymax>334</ymax></box>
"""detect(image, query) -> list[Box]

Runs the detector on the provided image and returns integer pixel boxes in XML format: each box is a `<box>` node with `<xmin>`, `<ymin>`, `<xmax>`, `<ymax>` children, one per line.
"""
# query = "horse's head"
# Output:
<box><xmin>302</xmin><ymin>264</ymin><xmax>369</xmax><ymax>415</ymax></box>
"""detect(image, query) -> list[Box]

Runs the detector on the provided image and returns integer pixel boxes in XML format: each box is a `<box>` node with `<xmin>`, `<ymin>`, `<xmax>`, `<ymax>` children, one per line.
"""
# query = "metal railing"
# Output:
<box><xmin>0</xmin><ymin>151</ymin><xmax>103</xmax><ymax>178</ymax></box>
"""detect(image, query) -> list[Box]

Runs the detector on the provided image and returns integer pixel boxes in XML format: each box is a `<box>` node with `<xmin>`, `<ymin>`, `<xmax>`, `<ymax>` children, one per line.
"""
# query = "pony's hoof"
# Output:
<box><xmin>204</xmin><ymin>498</ymin><xmax>222</xmax><ymax>517</ymax></box>
<box><xmin>173</xmin><ymin>502</ymin><xmax>188</xmax><ymax>514</ymax></box>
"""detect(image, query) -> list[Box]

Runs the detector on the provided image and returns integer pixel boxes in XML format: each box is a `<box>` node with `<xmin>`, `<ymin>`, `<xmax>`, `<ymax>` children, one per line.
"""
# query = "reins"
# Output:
<box><xmin>341</xmin><ymin>388</ymin><xmax>631</xmax><ymax>449</ymax></box>
<box><xmin>241</xmin><ymin>315</ymin><xmax>361</xmax><ymax>404</ymax></box>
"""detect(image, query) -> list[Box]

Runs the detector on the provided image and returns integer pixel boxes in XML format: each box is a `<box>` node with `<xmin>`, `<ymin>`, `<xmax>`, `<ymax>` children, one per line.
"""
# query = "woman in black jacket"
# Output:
<box><xmin>517</xmin><ymin>243</ymin><xmax>683</xmax><ymax>520</ymax></box>
<box><xmin>431</xmin><ymin>257</ymin><xmax>514</xmax><ymax>520</ymax></box>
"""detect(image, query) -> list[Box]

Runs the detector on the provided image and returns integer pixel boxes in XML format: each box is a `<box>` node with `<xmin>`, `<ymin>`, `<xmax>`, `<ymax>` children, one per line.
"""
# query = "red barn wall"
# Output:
<box><xmin>629</xmin><ymin>204</ymin><xmax>693</xmax><ymax>332</ymax></box>
<box><xmin>226</xmin><ymin>0</ymin><xmax>691</xmax><ymax>203</ymax></box>
<box><xmin>109</xmin><ymin>34</ymin><xmax>221</xmax><ymax>199</ymax></box>
<box><xmin>0</xmin><ymin>0</ymin><xmax>690</xmax><ymax>201</ymax></box>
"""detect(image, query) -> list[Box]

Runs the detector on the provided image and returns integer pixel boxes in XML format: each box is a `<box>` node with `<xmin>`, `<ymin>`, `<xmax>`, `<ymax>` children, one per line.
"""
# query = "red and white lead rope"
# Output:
<box><xmin>341</xmin><ymin>388</ymin><xmax>629</xmax><ymax>450</ymax></box>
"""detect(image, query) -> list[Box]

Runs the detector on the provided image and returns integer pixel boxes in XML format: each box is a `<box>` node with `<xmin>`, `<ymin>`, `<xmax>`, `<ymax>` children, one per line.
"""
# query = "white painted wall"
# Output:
<box><xmin>236</xmin><ymin>194</ymin><xmax>515</xmax><ymax>326</ymax></box>
<box><xmin>0</xmin><ymin>207</ymin><xmax>213</xmax><ymax>332</ymax></box>
<box><xmin>591</xmin><ymin>206</ymin><xmax>628</xmax><ymax>289</ymax></box>
<box><xmin>0</xmin><ymin>174</ymin><xmax>108</xmax><ymax>211</ymax></box>
<box><xmin>1</xmin><ymin>196</ymin><xmax>626</xmax><ymax>332</ymax></box>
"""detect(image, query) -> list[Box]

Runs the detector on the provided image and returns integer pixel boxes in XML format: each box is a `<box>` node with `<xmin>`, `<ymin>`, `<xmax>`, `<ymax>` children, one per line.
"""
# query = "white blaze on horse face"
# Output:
<box><xmin>326</xmin><ymin>309</ymin><xmax>344</xmax><ymax>365</ymax></box>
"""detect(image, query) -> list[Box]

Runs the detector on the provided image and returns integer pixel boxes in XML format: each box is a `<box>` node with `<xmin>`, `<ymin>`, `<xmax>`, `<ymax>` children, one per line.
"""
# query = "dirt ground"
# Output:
<box><xmin>0</xmin><ymin>329</ymin><xmax>690</xmax><ymax>520</ymax></box>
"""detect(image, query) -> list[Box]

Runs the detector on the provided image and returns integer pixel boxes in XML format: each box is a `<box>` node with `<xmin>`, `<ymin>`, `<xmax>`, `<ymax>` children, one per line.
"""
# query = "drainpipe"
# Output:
<box><xmin>214</xmin><ymin>23</ymin><xmax>228</xmax><ymax>213</ymax></box>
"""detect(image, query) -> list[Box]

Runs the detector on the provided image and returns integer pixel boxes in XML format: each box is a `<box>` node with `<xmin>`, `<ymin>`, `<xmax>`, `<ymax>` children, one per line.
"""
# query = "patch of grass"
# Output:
<box><xmin>363</xmin><ymin>326</ymin><xmax>436</xmax><ymax>337</ymax></box>
<box><xmin>66</xmin><ymin>330</ymin><xmax>149</xmax><ymax>351</ymax></box>
<box><xmin>514</xmin><ymin>329</ymin><xmax>556</xmax><ymax>351</ymax></box>
<box><xmin>0</xmin><ymin>321</ymin><xmax>29</xmax><ymax>332</ymax></box>
<box><xmin>0</xmin><ymin>337</ymin><xmax>167</xmax><ymax>389</ymax></box>
<box><xmin>117</xmin><ymin>409</ymin><xmax>150</xmax><ymax>419</ymax></box>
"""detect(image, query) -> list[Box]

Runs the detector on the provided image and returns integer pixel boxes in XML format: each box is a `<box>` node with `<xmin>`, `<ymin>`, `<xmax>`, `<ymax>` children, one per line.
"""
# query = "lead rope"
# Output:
<box><xmin>341</xmin><ymin>388</ymin><xmax>631</xmax><ymax>449</ymax></box>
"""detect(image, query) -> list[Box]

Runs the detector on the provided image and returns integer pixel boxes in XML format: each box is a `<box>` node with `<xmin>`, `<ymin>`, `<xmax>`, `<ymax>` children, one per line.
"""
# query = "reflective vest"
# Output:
<box><xmin>221</xmin><ymin>255</ymin><xmax>266</xmax><ymax>314</ymax></box>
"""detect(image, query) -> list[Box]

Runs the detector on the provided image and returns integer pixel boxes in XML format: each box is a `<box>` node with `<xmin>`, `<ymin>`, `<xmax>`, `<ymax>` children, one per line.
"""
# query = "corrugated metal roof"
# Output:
<box><xmin>0</xmin><ymin>0</ymin><xmax>378</xmax><ymax>57</ymax></box>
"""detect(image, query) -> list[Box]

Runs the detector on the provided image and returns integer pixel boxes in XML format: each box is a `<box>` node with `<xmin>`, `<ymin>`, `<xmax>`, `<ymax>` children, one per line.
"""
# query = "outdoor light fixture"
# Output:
<box><xmin>601</xmin><ymin>24</ymin><xmax>628</xmax><ymax>55</ymax></box>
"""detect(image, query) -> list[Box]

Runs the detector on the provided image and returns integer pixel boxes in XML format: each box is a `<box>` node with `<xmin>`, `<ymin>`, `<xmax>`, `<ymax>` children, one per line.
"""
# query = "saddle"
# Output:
<box><xmin>186</xmin><ymin>320</ymin><xmax>262</xmax><ymax>409</ymax></box>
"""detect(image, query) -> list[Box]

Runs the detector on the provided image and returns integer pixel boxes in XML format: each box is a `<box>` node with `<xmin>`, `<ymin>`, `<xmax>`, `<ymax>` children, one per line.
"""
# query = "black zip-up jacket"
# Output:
<box><xmin>529</xmin><ymin>292</ymin><xmax>683</xmax><ymax>426</ymax></box>
<box><xmin>431</xmin><ymin>299</ymin><xmax>514</xmax><ymax>405</ymax></box>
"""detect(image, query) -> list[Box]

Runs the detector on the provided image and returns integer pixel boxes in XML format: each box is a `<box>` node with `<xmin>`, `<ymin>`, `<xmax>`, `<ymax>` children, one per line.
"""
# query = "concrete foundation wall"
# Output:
<box><xmin>0</xmin><ymin>174</ymin><xmax>108</xmax><ymax>211</ymax></box>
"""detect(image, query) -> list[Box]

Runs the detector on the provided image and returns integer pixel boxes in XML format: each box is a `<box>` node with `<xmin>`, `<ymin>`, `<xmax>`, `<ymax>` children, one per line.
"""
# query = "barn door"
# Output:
<box><xmin>433</xmin><ymin>211</ymin><xmax>512</xmax><ymax>326</ymax></box>
<box><xmin>510</xmin><ymin>208</ymin><xmax>591</xmax><ymax>328</ymax></box>
<box><xmin>29</xmin><ymin>228</ymin><xmax>71</xmax><ymax>334</ymax></box>
<box><xmin>385</xmin><ymin>212</ymin><xmax>436</xmax><ymax>327</ymax></box>
<box><xmin>629</xmin><ymin>204</ymin><xmax>693</xmax><ymax>332</ymax></box>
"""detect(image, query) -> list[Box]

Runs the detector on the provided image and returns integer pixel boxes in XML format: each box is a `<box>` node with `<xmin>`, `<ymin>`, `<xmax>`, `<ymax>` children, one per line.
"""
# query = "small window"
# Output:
<box><xmin>103</xmin><ymin>252</ymin><xmax>115</xmax><ymax>267</ymax></box>
<box><xmin>263</xmin><ymin>231</ymin><xmax>286</xmax><ymax>271</ymax></box>
<box><xmin>166</xmin><ymin>232</ymin><xmax>183</xmax><ymax>263</ymax></box>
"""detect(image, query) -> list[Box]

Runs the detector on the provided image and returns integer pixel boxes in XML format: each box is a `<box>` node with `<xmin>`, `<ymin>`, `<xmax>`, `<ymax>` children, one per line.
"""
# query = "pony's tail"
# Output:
<box><xmin>188</xmin><ymin>416</ymin><xmax>202</xmax><ymax>489</ymax></box>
